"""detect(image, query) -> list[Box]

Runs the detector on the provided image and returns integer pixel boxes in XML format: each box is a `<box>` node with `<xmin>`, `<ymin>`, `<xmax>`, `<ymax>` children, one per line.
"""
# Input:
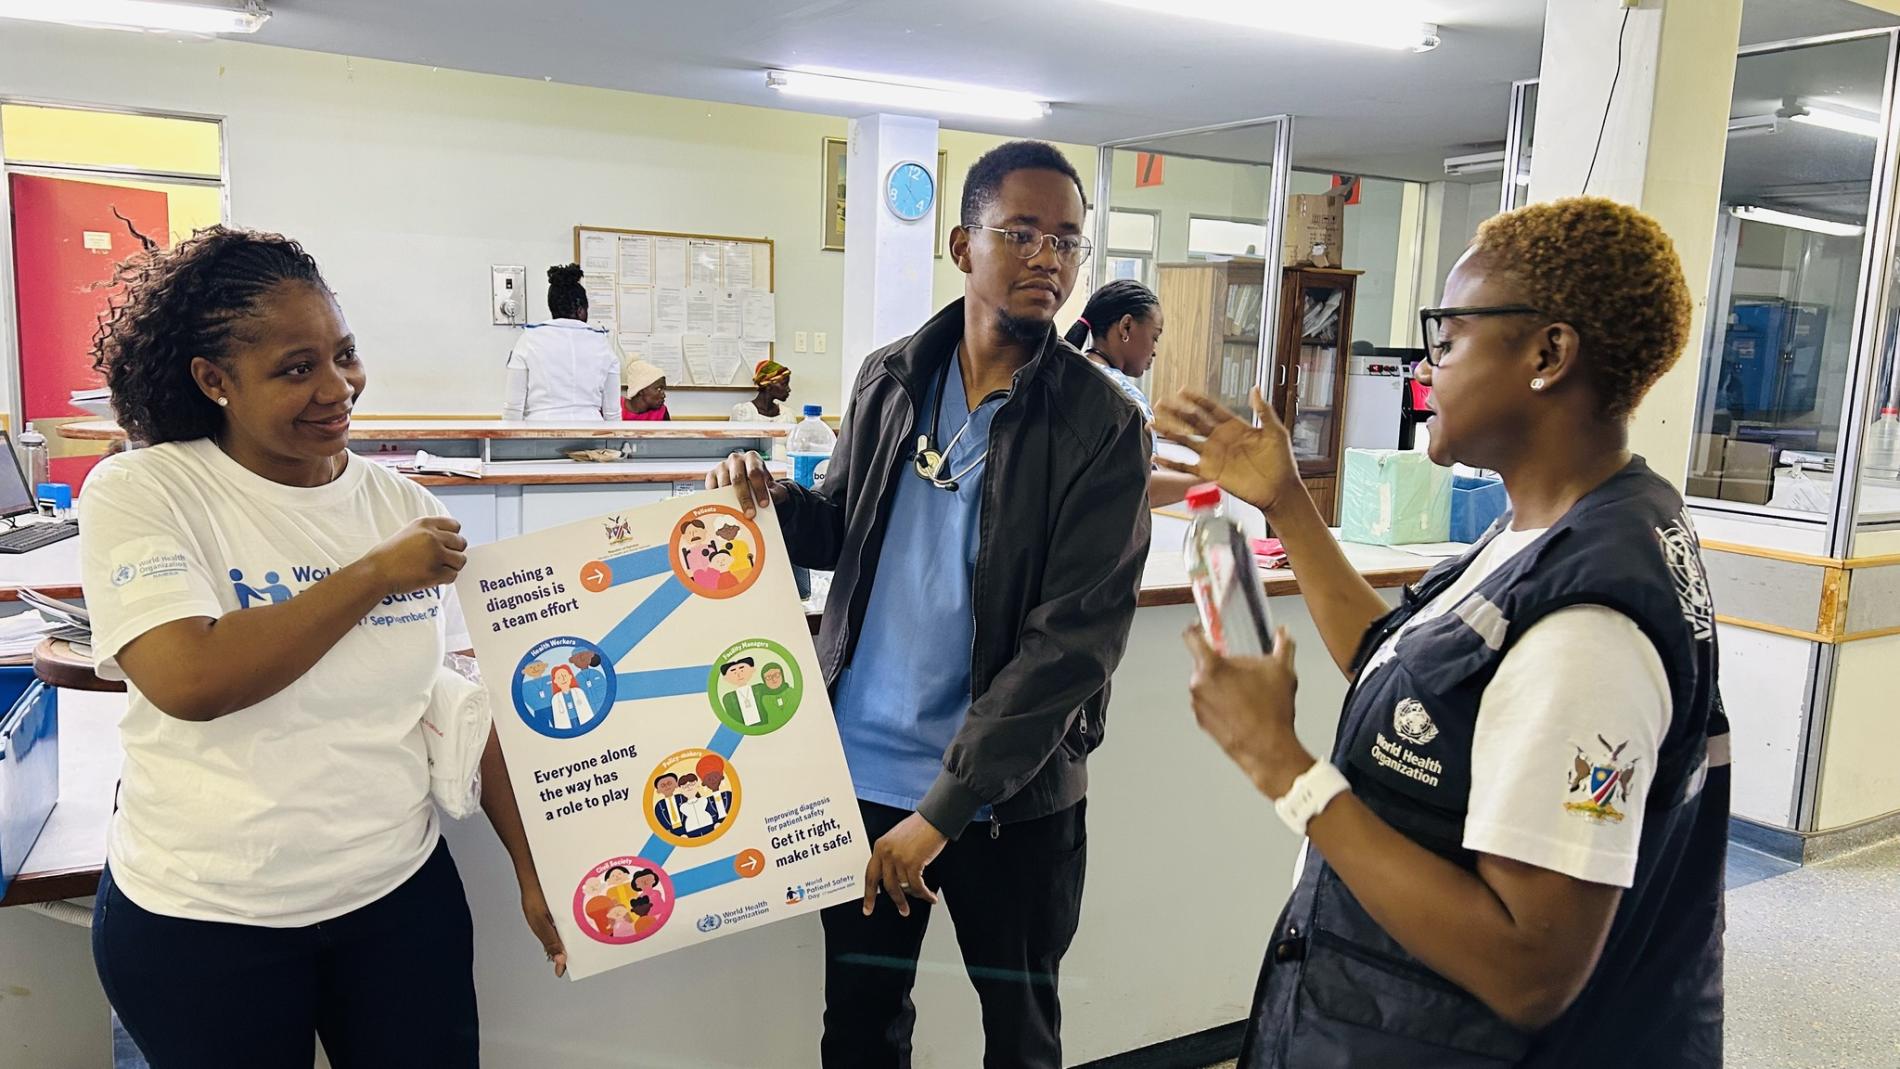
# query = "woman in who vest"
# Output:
<box><xmin>1156</xmin><ymin>197</ymin><xmax>1728</xmax><ymax>1067</ymax></box>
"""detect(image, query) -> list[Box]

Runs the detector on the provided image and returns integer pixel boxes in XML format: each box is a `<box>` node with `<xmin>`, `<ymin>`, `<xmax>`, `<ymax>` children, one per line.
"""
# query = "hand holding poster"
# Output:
<box><xmin>457</xmin><ymin>489</ymin><xmax>869</xmax><ymax>980</ymax></box>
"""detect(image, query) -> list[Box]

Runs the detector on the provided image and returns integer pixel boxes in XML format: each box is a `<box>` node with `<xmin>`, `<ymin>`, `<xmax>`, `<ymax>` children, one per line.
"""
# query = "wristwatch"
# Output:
<box><xmin>1274</xmin><ymin>760</ymin><xmax>1352</xmax><ymax>836</ymax></box>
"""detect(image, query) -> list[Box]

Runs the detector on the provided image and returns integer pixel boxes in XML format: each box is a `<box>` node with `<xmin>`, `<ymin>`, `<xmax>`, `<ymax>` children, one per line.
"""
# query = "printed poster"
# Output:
<box><xmin>457</xmin><ymin>489</ymin><xmax>870</xmax><ymax>979</ymax></box>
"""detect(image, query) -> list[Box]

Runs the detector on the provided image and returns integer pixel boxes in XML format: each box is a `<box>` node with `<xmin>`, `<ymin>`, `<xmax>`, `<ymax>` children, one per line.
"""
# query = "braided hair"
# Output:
<box><xmin>548</xmin><ymin>263</ymin><xmax>587</xmax><ymax>321</ymax></box>
<box><xmin>91</xmin><ymin>226</ymin><xmax>328</xmax><ymax>445</ymax></box>
<box><xmin>1064</xmin><ymin>279</ymin><xmax>1159</xmax><ymax>349</ymax></box>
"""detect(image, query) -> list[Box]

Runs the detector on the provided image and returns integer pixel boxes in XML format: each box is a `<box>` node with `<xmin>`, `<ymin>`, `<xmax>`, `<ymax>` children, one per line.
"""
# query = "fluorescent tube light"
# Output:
<box><xmin>0</xmin><ymin>0</ymin><xmax>268</xmax><ymax>33</ymax></box>
<box><xmin>1787</xmin><ymin>102</ymin><xmax>1882</xmax><ymax>140</ymax></box>
<box><xmin>1727</xmin><ymin>114</ymin><xmax>1780</xmax><ymax>138</ymax></box>
<box><xmin>1444</xmin><ymin>150</ymin><xmax>1504</xmax><ymax>177</ymax></box>
<box><xmin>1099</xmin><ymin>0</ymin><xmax>1440</xmax><ymax>52</ymax></box>
<box><xmin>765</xmin><ymin>69</ymin><xmax>1050</xmax><ymax>122</ymax></box>
<box><xmin>1730</xmin><ymin>205</ymin><xmax>1865</xmax><ymax>238</ymax></box>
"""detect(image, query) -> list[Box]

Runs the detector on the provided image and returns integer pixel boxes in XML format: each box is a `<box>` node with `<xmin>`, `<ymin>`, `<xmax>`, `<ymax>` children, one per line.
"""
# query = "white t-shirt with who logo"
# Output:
<box><xmin>80</xmin><ymin>438</ymin><xmax>469</xmax><ymax>926</ymax></box>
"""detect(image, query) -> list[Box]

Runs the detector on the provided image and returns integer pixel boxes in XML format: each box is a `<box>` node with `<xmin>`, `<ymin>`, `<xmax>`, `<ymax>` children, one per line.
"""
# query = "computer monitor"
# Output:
<box><xmin>0</xmin><ymin>432</ymin><xmax>41</xmax><ymax>520</ymax></box>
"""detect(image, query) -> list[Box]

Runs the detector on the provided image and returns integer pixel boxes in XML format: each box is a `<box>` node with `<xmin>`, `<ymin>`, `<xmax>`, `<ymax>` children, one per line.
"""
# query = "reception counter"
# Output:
<box><xmin>0</xmin><ymin>496</ymin><xmax>1438</xmax><ymax>1067</ymax></box>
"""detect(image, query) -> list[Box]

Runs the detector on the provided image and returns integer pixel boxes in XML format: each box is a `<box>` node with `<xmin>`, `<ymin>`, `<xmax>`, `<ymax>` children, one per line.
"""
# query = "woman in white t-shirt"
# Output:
<box><xmin>81</xmin><ymin>228</ymin><xmax>566</xmax><ymax>1068</ymax></box>
<box><xmin>1155</xmin><ymin>199</ymin><xmax>1727</xmax><ymax>1063</ymax></box>
<box><xmin>501</xmin><ymin>263</ymin><xmax>621</xmax><ymax>421</ymax></box>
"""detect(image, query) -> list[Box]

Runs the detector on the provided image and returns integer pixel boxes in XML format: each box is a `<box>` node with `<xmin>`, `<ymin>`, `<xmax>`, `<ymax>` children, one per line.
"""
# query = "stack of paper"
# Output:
<box><xmin>1</xmin><ymin>589</ymin><xmax>90</xmax><ymax>664</ymax></box>
<box><xmin>368</xmin><ymin>452</ymin><xmax>483</xmax><ymax>480</ymax></box>
<box><xmin>69</xmin><ymin>387</ymin><xmax>114</xmax><ymax>421</ymax></box>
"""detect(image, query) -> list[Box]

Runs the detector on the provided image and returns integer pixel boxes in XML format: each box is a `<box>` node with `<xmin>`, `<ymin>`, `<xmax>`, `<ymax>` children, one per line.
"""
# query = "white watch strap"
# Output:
<box><xmin>1274</xmin><ymin>760</ymin><xmax>1352</xmax><ymax>836</ymax></box>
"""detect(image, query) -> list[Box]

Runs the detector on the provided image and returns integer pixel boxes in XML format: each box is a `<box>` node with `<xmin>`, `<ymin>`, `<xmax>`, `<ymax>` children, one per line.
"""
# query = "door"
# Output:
<box><xmin>10</xmin><ymin>174</ymin><xmax>170</xmax><ymax>488</ymax></box>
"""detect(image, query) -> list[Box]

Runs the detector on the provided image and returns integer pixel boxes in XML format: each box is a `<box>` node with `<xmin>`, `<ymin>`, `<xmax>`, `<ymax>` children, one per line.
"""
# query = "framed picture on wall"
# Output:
<box><xmin>821</xmin><ymin>136</ymin><xmax>848</xmax><ymax>251</ymax></box>
<box><xmin>821</xmin><ymin>140</ymin><xmax>951</xmax><ymax>256</ymax></box>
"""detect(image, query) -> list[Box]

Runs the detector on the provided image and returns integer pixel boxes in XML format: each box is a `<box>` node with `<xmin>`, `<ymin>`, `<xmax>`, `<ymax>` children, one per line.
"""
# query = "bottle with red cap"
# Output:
<box><xmin>1183</xmin><ymin>482</ymin><xmax>1274</xmax><ymax>657</ymax></box>
<box><xmin>1869</xmin><ymin>403</ymin><xmax>1900</xmax><ymax>477</ymax></box>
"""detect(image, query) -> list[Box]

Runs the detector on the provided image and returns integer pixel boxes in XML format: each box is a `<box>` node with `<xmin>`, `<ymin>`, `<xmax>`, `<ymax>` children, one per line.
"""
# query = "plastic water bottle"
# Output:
<box><xmin>787</xmin><ymin>404</ymin><xmax>835</xmax><ymax>489</ymax></box>
<box><xmin>17</xmin><ymin>429</ymin><xmax>48</xmax><ymax>492</ymax></box>
<box><xmin>1868</xmin><ymin>405</ymin><xmax>1900</xmax><ymax>476</ymax></box>
<box><xmin>1183</xmin><ymin>483</ymin><xmax>1274</xmax><ymax>657</ymax></box>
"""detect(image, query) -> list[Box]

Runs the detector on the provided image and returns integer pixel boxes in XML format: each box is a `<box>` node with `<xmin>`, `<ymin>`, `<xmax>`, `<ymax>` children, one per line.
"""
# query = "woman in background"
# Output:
<box><xmin>1066</xmin><ymin>279</ymin><xmax>1198</xmax><ymax>506</ymax></box>
<box><xmin>731</xmin><ymin>359</ymin><xmax>797</xmax><ymax>422</ymax></box>
<box><xmin>622</xmin><ymin>359</ymin><xmax>670</xmax><ymax>421</ymax></box>
<box><xmin>502</xmin><ymin>264</ymin><xmax>620</xmax><ymax>421</ymax></box>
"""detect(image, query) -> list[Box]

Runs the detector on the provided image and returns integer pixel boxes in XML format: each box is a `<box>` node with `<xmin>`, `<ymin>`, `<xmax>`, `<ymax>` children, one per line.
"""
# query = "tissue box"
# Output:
<box><xmin>1451</xmin><ymin>475</ymin><xmax>1508</xmax><ymax>543</ymax></box>
<box><xmin>0</xmin><ymin>668</ymin><xmax>57</xmax><ymax>900</ymax></box>
<box><xmin>1340</xmin><ymin>449</ymin><xmax>1451</xmax><ymax>545</ymax></box>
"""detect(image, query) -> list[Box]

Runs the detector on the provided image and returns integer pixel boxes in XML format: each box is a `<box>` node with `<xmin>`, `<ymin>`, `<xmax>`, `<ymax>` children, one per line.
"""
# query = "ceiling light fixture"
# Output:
<box><xmin>764</xmin><ymin>69</ymin><xmax>1050</xmax><ymax>122</ymax></box>
<box><xmin>1443</xmin><ymin>149</ymin><xmax>1504</xmax><ymax>177</ymax></box>
<box><xmin>1726</xmin><ymin>114</ymin><xmax>1780</xmax><ymax>139</ymax></box>
<box><xmin>1730</xmin><ymin>205</ymin><xmax>1865</xmax><ymax>238</ymax></box>
<box><xmin>1099</xmin><ymin>0</ymin><xmax>1440</xmax><ymax>52</ymax></box>
<box><xmin>0</xmin><ymin>0</ymin><xmax>268</xmax><ymax>33</ymax></box>
<box><xmin>1785</xmin><ymin>101</ymin><xmax>1883</xmax><ymax>140</ymax></box>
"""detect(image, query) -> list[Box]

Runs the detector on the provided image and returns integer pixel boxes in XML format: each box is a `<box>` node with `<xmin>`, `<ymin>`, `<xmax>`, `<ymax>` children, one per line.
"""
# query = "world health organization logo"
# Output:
<box><xmin>696</xmin><ymin>913</ymin><xmax>722</xmax><ymax>933</ymax></box>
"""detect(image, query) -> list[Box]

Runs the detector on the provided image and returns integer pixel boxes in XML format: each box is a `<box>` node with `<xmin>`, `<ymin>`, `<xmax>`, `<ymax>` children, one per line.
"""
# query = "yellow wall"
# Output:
<box><xmin>2</xmin><ymin>103</ymin><xmax>225</xmax><ymax>242</ymax></box>
<box><xmin>1</xmin><ymin>103</ymin><xmax>220</xmax><ymax>175</ymax></box>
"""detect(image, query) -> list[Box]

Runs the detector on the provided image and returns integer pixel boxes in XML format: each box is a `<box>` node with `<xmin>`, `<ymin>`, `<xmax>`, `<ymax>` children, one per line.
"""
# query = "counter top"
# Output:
<box><xmin>398</xmin><ymin>458</ymin><xmax>787</xmax><ymax>487</ymax></box>
<box><xmin>58</xmin><ymin>419</ymin><xmax>796</xmax><ymax>443</ymax></box>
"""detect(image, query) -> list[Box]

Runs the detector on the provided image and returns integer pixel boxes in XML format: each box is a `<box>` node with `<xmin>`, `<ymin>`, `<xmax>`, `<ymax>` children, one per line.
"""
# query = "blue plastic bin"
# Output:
<box><xmin>1450</xmin><ymin>475</ymin><xmax>1508</xmax><ymax>544</ymax></box>
<box><xmin>0</xmin><ymin>666</ymin><xmax>58</xmax><ymax>900</ymax></box>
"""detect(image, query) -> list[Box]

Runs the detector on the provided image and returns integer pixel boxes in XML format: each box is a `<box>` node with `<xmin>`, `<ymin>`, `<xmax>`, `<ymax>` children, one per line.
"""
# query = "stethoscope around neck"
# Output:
<box><xmin>911</xmin><ymin>348</ymin><xmax>992</xmax><ymax>493</ymax></box>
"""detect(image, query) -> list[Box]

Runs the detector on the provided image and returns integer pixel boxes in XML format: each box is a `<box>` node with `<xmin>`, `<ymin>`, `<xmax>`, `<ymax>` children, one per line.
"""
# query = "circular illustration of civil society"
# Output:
<box><xmin>707</xmin><ymin>638</ymin><xmax>804</xmax><ymax>736</ymax></box>
<box><xmin>573</xmin><ymin>855</ymin><xmax>676</xmax><ymax>946</ymax></box>
<box><xmin>644</xmin><ymin>748</ymin><xmax>744</xmax><ymax>849</ymax></box>
<box><xmin>513</xmin><ymin>636</ymin><xmax>618</xmax><ymax>739</ymax></box>
<box><xmin>669</xmin><ymin>505</ymin><xmax>765</xmax><ymax>600</ymax></box>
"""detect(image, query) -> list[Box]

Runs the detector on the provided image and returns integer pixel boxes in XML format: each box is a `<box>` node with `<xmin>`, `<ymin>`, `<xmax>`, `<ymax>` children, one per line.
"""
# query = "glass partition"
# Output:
<box><xmin>1097</xmin><ymin>120</ymin><xmax>1286</xmax><ymax>413</ymax></box>
<box><xmin>1688</xmin><ymin>32</ymin><xmax>1892</xmax><ymax>516</ymax></box>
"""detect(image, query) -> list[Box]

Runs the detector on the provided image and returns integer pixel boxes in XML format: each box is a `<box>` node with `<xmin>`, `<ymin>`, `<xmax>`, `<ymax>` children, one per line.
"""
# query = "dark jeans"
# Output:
<box><xmin>821</xmin><ymin>800</ymin><xmax>1087</xmax><ymax>1069</ymax></box>
<box><xmin>93</xmin><ymin>837</ymin><xmax>478</xmax><ymax>1069</ymax></box>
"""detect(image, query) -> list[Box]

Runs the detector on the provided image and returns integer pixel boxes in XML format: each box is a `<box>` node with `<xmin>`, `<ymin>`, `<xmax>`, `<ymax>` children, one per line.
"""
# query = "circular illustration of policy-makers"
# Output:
<box><xmin>707</xmin><ymin>639</ymin><xmax>804</xmax><ymax>736</ymax></box>
<box><xmin>644</xmin><ymin>748</ymin><xmax>744</xmax><ymax>848</ymax></box>
<box><xmin>669</xmin><ymin>505</ymin><xmax>765</xmax><ymax>600</ymax></box>
<box><xmin>573</xmin><ymin>856</ymin><xmax>675</xmax><ymax>945</ymax></box>
<box><xmin>513</xmin><ymin>636</ymin><xmax>617</xmax><ymax>739</ymax></box>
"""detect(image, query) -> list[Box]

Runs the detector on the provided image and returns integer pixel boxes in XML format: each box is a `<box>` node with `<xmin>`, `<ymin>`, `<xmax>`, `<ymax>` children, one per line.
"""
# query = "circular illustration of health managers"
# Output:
<box><xmin>669</xmin><ymin>505</ymin><xmax>765</xmax><ymax>600</ymax></box>
<box><xmin>707</xmin><ymin>638</ymin><xmax>804</xmax><ymax>736</ymax></box>
<box><xmin>573</xmin><ymin>855</ymin><xmax>676</xmax><ymax>945</ymax></box>
<box><xmin>645</xmin><ymin>748</ymin><xmax>744</xmax><ymax>848</ymax></box>
<box><xmin>514</xmin><ymin>636</ymin><xmax>618</xmax><ymax>739</ymax></box>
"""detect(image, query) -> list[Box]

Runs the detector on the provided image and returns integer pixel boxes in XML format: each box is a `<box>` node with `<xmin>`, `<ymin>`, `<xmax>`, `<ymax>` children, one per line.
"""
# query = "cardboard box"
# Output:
<box><xmin>1685</xmin><ymin>433</ymin><xmax>1775</xmax><ymax>505</ymax></box>
<box><xmin>1719</xmin><ymin>439</ymin><xmax>1775</xmax><ymax>506</ymax></box>
<box><xmin>1284</xmin><ymin>191</ymin><xmax>1347</xmax><ymax>268</ymax></box>
<box><xmin>1339</xmin><ymin>448</ymin><xmax>1451</xmax><ymax>546</ymax></box>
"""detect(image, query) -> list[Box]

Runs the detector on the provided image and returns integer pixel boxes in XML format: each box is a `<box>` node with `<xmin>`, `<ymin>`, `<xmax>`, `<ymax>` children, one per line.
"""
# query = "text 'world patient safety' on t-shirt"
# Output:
<box><xmin>79</xmin><ymin>438</ymin><xmax>470</xmax><ymax>926</ymax></box>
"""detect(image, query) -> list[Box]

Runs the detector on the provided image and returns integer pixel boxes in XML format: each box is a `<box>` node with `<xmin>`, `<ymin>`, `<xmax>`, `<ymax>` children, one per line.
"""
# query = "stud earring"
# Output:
<box><xmin>1530</xmin><ymin>378</ymin><xmax>1547</xmax><ymax>392</ymax></box>
<box><xmin>216</xmin><ymin>397</ymin><xmax>230</xmax><ymax>407</ymax></box>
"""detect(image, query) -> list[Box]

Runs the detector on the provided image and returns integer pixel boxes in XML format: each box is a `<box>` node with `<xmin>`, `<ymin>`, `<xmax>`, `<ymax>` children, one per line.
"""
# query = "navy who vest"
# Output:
<box><xmin>1242</xmin><ymin>458</ymin><xmax>1729</xmax><ymax>1069</ymax></box>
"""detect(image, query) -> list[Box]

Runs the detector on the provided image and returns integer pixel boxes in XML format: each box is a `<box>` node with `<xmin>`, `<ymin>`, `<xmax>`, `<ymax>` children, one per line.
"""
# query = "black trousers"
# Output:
<box><xmin>821</xmin><ymin>799</ymin><xmax>1087</xmax><ymax>1069</ymax></box>
<box><xmin>93</xmin><ymin>837</ymin><xmax>478</xmax><ymax>1069</ymax></box>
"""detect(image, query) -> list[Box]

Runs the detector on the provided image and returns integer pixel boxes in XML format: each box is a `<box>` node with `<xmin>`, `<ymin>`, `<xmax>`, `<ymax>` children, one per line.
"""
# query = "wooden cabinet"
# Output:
<box><xmin>1152</xmin><ymin>261</ymin><xmax>1357</xmax><ymax>525</ymax></box>
<box><xmin>1152</xmin><ymin>258</ymin><xmax>1267</xmax><ymax>419</ymax></box>
<box><xmin>1268</xmin><ymin>267</ymin><xmax>1359</xmax><ymax>524</ymax></box>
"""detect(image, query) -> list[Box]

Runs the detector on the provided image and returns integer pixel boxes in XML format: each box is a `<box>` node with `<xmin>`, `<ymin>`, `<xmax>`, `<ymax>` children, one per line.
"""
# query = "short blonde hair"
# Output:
<box><xmin>1472</xmin><ymin>197</ymin><xmax>1692</xmax><ymax>421</ymax></box>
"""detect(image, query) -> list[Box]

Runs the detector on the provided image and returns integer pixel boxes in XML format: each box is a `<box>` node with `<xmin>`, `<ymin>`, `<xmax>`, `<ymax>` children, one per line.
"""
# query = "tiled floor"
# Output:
<box><xmin>1201</xmin><ymin>838</ymin><xmax>1900</xmax><ymax>1068</ymax></box>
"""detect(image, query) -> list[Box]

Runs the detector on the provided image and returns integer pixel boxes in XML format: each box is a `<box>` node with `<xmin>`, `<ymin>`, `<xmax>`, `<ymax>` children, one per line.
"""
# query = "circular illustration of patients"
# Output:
<box><xmin>513</xmin><ymin>637</ymin><xmax>617</xmax><ymax>739</ymax></box>
<box><xmin>707</xmin><ymin>639</ymin><xmax>804</xmax><ymax>736</ymax></box>
<box><xmin>645</xmin><ymin>749</ymin><xmax>744</xmax><ymax>848</ymax></box>
<box><xmin>573</xmin><ymin>856</ymin><xmax>675</xmax><ymax>945</ymax></box>
<box><xmin>670</xmin><ymin>505</ymin><xmax>765</xmax><ymax>600</ymax></box>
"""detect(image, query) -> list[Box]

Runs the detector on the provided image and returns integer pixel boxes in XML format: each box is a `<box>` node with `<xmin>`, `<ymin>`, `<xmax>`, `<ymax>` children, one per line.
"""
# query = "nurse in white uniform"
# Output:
<box><xmin>501</xmin><ymin>263</ymin><xmax>621</xmax><ymax>421</ymax></box>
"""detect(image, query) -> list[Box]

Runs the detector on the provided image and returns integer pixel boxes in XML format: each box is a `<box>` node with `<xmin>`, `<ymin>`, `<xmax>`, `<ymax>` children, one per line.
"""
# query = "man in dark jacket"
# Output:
<box><xmin>709</xmin><ymin>140</ymin><xmax>1151</xmax><ymax>1068</ymax></box>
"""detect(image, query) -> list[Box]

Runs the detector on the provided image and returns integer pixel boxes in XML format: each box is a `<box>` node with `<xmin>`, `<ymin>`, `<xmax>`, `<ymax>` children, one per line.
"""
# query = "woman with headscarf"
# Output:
<box><xmin>621</xmin><ymin>359</ymin><xmax>670</xmax><ymax>422</ymax></box>
<box><xmin>731</xmin><ymin>359</ymin><xmax>797</xmax><ymax>422</ymax></box>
